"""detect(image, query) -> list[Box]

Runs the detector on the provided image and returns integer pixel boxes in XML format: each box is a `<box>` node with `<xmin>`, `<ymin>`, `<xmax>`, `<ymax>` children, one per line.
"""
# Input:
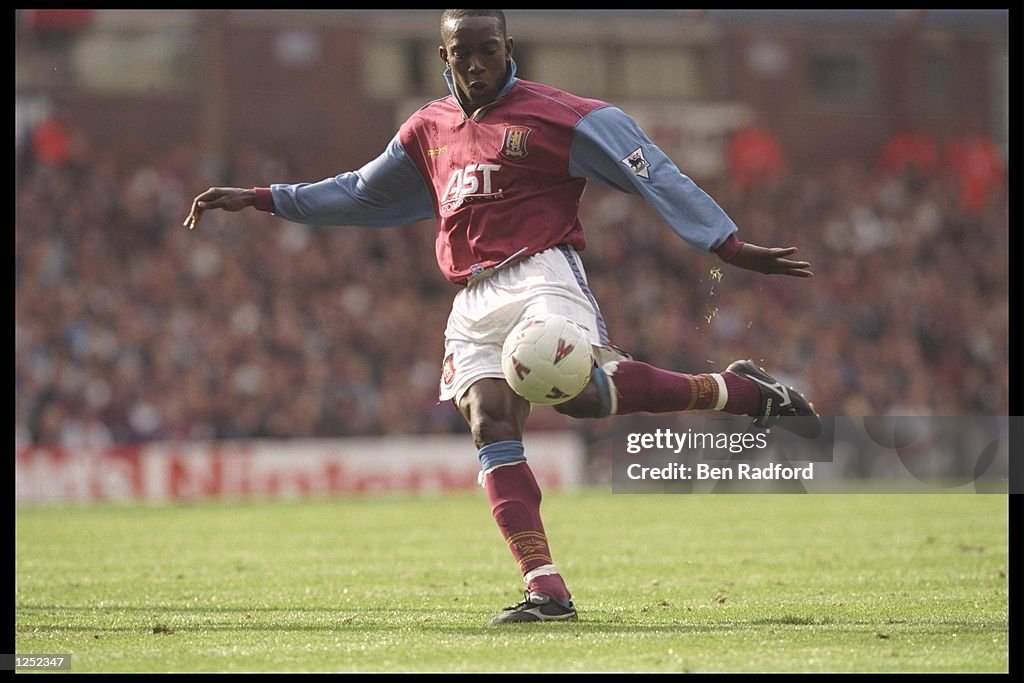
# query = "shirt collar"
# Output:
<box><xmin>443</xmin><ymin>58</ymin><xmax>519</xmax><ymax>106</ymax></box>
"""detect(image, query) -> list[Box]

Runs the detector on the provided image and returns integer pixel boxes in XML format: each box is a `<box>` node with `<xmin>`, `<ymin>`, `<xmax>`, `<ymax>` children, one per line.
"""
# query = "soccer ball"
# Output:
<box><xmin>501</xmin><ymin>314</ymin><xmax>594</xmax><ymax>405</ymax></box>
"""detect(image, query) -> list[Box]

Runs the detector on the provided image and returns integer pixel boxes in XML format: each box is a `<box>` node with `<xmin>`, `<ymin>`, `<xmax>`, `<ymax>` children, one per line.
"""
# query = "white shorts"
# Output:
<box><xmin>438</xmin><ymin>245</ymin><xmax>627</xmax><ymax>404</ymax></box>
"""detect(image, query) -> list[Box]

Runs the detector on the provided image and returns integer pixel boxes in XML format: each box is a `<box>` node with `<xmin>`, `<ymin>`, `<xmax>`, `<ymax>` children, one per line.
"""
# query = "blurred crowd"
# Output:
<box><xmin>15</xmin><ymin>112</ymin><xmax>1008</xmax><ymax>449</ymax></box>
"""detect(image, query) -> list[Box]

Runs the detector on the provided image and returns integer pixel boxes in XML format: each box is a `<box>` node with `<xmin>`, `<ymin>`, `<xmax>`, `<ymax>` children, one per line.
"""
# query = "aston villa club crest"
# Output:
<box><xmin>500</xmin><ymin>126</ymin><xmax>532</xmax><ymax>159</ymax></box>
<box><xmin>442</xmin><ymin>353</ymin><xmax>456</xmax><ymax>386</ymax></box>
<box><xmin>622</xmin><ymin>147</ymin><xmax>651</xmax><ymax>179</ymax></box>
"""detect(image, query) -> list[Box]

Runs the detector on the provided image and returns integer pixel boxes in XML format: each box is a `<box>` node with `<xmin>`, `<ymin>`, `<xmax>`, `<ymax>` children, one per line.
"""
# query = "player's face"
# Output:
<box><xmin>440</xmin><ymin>15</ymin><xmax>513</xmax><ymax>110</ymax></box>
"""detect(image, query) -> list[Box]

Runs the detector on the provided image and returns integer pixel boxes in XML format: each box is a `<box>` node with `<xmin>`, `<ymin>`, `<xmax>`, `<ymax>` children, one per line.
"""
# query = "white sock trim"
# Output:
<box><xmin>712</xmin><ymin>372</ymin><xmax>728</xmax><ymax>411</ymax></box>
<box><xmin>523</xmin><ymin>564</ymin><xmax>559</xmax><ymax>584</ymax></box>
<box><xmin>602</xmin><ymin>360</ymin><xmax>621</xmax><ymax>415</ymax></box>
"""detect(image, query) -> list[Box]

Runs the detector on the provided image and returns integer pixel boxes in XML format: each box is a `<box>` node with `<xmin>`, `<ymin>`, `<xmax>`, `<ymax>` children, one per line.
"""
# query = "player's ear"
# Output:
<box><xmin>439</xmin><ymin>46</ymin><xmax>449</xmax><ymax>67</ymax></box>
<box><xmin>506</xmin><ymin>37</ymin><xmax>514</xmax><ymax>58</ymax></box>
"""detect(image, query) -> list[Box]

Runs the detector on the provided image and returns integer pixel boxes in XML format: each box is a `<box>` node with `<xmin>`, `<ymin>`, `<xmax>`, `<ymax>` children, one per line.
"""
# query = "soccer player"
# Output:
<box><xmin>184</xmin><ymin>9</ymin><xmax>821</xmax><ymax>624</ymax></box>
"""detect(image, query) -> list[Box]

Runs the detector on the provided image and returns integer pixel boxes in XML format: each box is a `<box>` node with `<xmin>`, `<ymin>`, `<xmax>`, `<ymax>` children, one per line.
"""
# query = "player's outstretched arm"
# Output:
<box><xmin>183</xmin><ymin>187</ymin><xmax>256</xmax><ymax>230</ymax></box>
<box><xmin>716</xmin><ymin>236</ymin><xmax>813</xmax><ymax>277</ymax></box>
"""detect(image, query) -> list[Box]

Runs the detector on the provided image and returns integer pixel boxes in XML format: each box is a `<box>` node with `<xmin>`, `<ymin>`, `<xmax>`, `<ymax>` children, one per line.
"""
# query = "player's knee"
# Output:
<box><xmin>459</xmin><ymin>379</ymin><xmax>529</xmax><ymax>448</ymax></box>
<box><xmin>469</xmin><ymin>413</ymin><xmax>521</xmax><ymax>449</ymax></box>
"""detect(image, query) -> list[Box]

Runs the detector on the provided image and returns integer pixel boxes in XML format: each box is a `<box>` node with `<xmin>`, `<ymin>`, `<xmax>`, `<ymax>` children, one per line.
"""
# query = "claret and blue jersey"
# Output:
<box><xmin>267</xmin><ymin>59</ymin><xmax>737</xmax><ymax>285</ymax></box>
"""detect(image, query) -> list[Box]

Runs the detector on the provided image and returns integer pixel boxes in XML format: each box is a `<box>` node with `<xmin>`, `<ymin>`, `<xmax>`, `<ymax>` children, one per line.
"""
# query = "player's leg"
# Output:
<box><xmin>556</xmin><ymin>357</ymin><xmax>758</xmax><ymax>419</ymax></box>
<box><xmin>557</xmin><ymin>355</ymin><xmax>820</xmax><ymax>437</ymax></box>
<box><xmin>439</xmin><ymin>258</ymin><xmax>576</xmax><ymax>622</ymax></box>
<box><xmin>457</xmin><ymin>378</ymin><xmax>577</xmax><ymax>624</ymax></box>
<box><xmin>549</xmin><ymin>247</ymin><xmax>819</xmax><ymax>436</ymax></box>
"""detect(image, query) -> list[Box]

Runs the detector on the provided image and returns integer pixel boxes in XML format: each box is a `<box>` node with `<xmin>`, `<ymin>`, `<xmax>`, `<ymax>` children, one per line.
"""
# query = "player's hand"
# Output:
<box><xmin>183</xmin><ymin>187</ymin><xmax>256</xmax><ymax>230</ymax></box>
<box><xmin>728</xmin><ymin>243</ymin><xmax>813</xmax><ymax>277</ymax></box>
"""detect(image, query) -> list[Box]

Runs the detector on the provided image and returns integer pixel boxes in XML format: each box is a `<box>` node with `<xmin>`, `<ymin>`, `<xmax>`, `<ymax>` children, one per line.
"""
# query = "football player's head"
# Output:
<box><xmin>439</xmin><ymin>10</ymin><xmax>514</xmax><ymax>110</ymax></box>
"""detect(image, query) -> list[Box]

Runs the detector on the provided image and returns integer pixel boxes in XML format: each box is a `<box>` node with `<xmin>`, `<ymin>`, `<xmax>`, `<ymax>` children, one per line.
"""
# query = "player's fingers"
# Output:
<box><xmin>774</xmin><ymin>253</ymin><xmax>809</xmax><ymax>265</ymax></box>
<box><xmin>184</xmin><ymin>204</ymin><xmax>203</xmax><ymax>230</ymax></box>
<box><xmin>771</xmin><ymin>258</ymin><xmax>812</xmax><ymax>276</ymax></box>
<box><xmin>780</xmin><ymin>266</ymin><xmax>813</xmax><ymax>277</ymax></box>
<box><xmin>184</xmin><ymin>193</ymin><xmax>207</xmax><ymax>227</ymax></box>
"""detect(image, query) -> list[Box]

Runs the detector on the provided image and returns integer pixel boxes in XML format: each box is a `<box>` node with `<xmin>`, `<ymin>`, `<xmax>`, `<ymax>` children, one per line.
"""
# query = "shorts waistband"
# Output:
<box><xmin>465</xmin><ymin>246</ymin><xmax>530</xmax><ymax>286</ymax></box>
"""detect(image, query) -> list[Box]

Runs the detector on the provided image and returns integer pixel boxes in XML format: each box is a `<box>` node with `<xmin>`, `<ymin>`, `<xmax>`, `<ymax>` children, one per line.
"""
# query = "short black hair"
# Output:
<box><xmin>440</xmin><ymin>9</ymin><xmax>507</xmax><ymax>42</ymax></box>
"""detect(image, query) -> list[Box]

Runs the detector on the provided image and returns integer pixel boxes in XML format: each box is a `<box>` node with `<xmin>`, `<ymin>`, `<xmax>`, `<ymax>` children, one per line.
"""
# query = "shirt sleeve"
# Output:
<box><xmin>569</xmin><ymin>106</ymin><xmax>738</xmax><ymax>252</ymax></box>
<box><xmin>269</xmin><ymin>135</ymin><xmax>436</xmax><ymax>228</ymax></box>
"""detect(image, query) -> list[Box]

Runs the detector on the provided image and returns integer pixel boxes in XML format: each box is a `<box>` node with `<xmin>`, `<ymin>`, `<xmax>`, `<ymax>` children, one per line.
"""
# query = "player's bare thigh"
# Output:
<box><xmin>457</xmin><ymin>378</ymin><xmax>532</xmax><ymax>448</ymax></box>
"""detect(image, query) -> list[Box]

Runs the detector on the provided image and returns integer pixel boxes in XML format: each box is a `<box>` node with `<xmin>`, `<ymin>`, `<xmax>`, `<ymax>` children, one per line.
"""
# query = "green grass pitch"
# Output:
<box><xmin>16</xmin><ymin>490</ymin><xmax>1009</xmax><ymax>673</ymax></box>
